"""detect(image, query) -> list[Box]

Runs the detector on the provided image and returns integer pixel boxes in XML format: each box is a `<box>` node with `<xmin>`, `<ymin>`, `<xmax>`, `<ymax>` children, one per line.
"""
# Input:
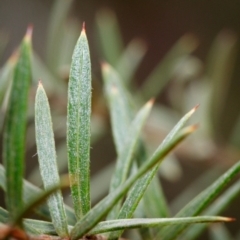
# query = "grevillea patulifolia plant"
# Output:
<box><xmin>0</xmin><ymin>24</ymin><xmax>240</xmax><ymax>240</ymax></box>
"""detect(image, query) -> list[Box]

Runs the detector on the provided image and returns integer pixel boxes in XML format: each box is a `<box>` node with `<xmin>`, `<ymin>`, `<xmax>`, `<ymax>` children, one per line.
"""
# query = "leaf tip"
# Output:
<box><xmin>193</xmin><ymin>104</ymin><xmax>200</xmax><ymax>111</ymax></box>
<box><xmin>101</xmin><ymin>61</ymin><xmax>110</xmax><ymax>71</ymax></box>
<box><xmin>146</xmin><ymin>98</ymin><xmax>155</xmax><ymax>108</ymax></box>
<box><xmin>38</xmin><ymin>79</ymin><xmax>43</xmax><ymax>88</ymax></box>
<box><xmin>25</xmin><ymin>24</ymin><xmax>33</xmax><ymax>42</ymax></box>
<box><xmin>188</xmin><ymin>104</ymin><xmax>199</xmax><ymax>117</ymax></box>
<box><xmin>82</xmin><ymin>22</ymin><xmax>86</xmax><ymax>32</ymax></box>
<box><xmin>188</xmin><ymin>124</ymin><xmax>199</xmax><ymax>133</ymax></box>
<box><xmin>224</xmin><ymin>217</ymin><xmax>236</xmax><ymax>222</ymax></box>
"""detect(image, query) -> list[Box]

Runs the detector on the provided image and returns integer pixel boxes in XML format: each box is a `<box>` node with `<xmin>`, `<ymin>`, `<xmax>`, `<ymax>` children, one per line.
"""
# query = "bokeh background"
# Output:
<box><xmin>1</xmin><ymin>1</ymin><xmax>240</xmax><ymax>239</ymax></box>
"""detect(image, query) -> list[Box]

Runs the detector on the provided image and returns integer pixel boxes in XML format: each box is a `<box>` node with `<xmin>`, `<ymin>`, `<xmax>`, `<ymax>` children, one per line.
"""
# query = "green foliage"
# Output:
<box><xmin>1</xmin><ymin>1</ymin><xmax>240</xmax><ymax>240</ymax></box>
<box><xmin>2</xmin><ymin>28</ymin><xmax>32</xmax><ymax>222</ymax></box>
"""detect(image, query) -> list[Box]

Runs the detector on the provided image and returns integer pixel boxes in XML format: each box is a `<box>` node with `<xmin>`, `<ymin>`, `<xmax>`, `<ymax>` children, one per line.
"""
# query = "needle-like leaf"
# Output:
<box><xmin>89</xmin><ymin>216</ymin><xmax>234</xmax><ymax>235</ymax></box>
<box><xmin>35</xmin><ymin>82</ymin><xmax>68</xmax><ymax>237</ymax></box>
<box><xmin>3</xmin><ymin>27</ymin><xmax>32</xmax><ymax>221</ymax></box>
<box><xmin>0</xmin><ymin>163</ymin><xmax>76</xmax><ymax>225</ymax></box>
<box><xmin>67</xmin><ymin>24</ymin><xmax>92</xmax><ymax>219</ymax></box>
<box><xmin>70</xmin><ymin>125</ymin><xmax>196</xmax><ymax>240</ymax></box>
<box><xmin>180</xmin><ymin>178</ymin><xmax>240</xmax><ymax>240</ymax></box>
<box><xmin>157</xmin><ymin>160</ymin><xmax>240</xmax><ymax>240</ymax></box>
<box><xmin>108</xmin><ymin>106</ymin><xmax>197</xmax><ymax>239</ymax></box>
<box><xmin>108</xmin><ymin>97</ymin><xmax>154</xmax><ymax>220</ymax></box>
<box><xmin>102</xmin><ymin>63</ymin><xmax>134</xmax><ymax>155</ymax></box>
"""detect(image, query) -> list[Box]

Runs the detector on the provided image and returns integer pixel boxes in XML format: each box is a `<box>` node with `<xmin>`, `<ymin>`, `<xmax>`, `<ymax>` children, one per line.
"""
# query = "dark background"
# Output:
<box><xmin>1</xmin><ymin>1</ymin><xmax>240</xmax><ymax>81</ymax></box>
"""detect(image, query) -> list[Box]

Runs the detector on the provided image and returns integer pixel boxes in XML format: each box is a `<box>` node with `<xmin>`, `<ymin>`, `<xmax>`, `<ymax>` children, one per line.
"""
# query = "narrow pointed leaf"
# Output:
<box><xmin>70</xmin><ymin>125</ymin><xmax>195</xmax><ymax>240</ymax></box>
<box><xmin>102</xmin><ymin>63</ymin><xmax>134</xmax><ymax>155</ymax></box>
<box><xmin>109</xmin><ymin>106</ymin><xmax>197</xmax><ymax>239</ymax></box>
<box><xmin>23</xmin><ymin>219</ymin><xmax>57</xmax><ymax>235</ymax></box>
<box><xmin>35</xmin><ymin>82</ymin><xmax>68</xmax><ymax>237</ymax></box>
<box><xmin>0</xmin><ymin>207</ymin><xmax>54</xmax><ymax>235</ymax></box>
<box><xmin>3</xmin><ymin>28</ymin><xmax>32</xmax><ymax>221</ymax></box>
<box><xmin>12</xmin><ymin>177</ymin><xmax>69</xmax><ymax>227</ymax></box>
<box><xmin>67</xmin><ymin>26</ymin><xmax>92</xmax><ymax>219</ymax></box>
<box><xmin>158</xmin><ymin>160</ymin><xmax>240</xmax><ymax>240</ymax></box>
<box><xmin>107</xmin><ymin>98</ymin><xmax>154</xmax><ymax>220</ymax></box>
<box><xmin>102</xmin><ymin>65</ymin><xmax>158</xmax><ymax>222</ymax></box>
<box><xmin>0</xmin><ymin>164</ymin><xmax>76</xmax><ymax>225</ymax></box>
<box><xmin>89</xmin><ymin>217</ymin><xmax>233</xmax><ymax>235</ymax></box>
<box><xmin>181</xmin><ymin>179</ymin><xmax>240</xmax><ymax>240</ymax></box>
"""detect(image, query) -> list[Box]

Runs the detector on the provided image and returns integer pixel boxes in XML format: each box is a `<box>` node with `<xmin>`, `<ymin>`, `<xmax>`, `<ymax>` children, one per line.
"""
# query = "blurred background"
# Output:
<box><xmin>1</xmin><ymin>1</ymin><xmax>240</xmax><ymax>239</ymax></box>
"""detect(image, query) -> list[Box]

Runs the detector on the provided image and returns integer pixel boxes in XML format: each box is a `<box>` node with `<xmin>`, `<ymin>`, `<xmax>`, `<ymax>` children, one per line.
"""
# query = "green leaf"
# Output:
<box><xmin>12</xmin><ymin>178</ymin><xmax>69</xmax><ymax>227</ymax></box>
<box><xmin>70</xmin><ymin>125</ymin><xmax>195</xmax><ymax>240</ymax></box>
<box><xmin>0</xmin><ymin>164</ymin><xmax>76</xmax><ymax>225</ymax></box>
<box><xmin>89</xmin><ymin>216</ymin><xmax>233</xmax><ymax>235</ymax></box>
<box><xmin>23</xmin><ymin>219</ymin><xmax>57</xmax><ymax>235</ymax></box>
<box><xmin>35</xmin><ymin>82</ymin><xmax>68</xmax><ymax>237</ymax></box>
<box><xmin>108</xmin><ymin>106</ymin><xmax>197</xmax><ymax>239</ymax></box>
<box><xmin>102</xmin><ymin>63</ymin><xmax>134</xmax><ymax>155</ymax></box>
<box><xmin>0</xmin><ymin>206</ymin><xmax>63</xmax><ymax>235</ymax></box>
<box><xmin>107</xmin><ymin>98</ymin><xmax>154</xmax><ymax>220</ymax></box>
<box><xmin>180</xmin><ymin>178</ymin><xmax>240</xmax><ymax>240</ymax></box>
<box><xmin>67</xmin><ymin>25</ymin><xmax>92</xmax><ymax>219</ymax></box>
<box><xmin>158</xmin><ymin>160</ymin><xmax>240</xmax><ymax>240</ymax></box>
<box><xmin>2</xmin><ymin>27</ymin><xmax>32</xmax><ymax>221</ymax></box>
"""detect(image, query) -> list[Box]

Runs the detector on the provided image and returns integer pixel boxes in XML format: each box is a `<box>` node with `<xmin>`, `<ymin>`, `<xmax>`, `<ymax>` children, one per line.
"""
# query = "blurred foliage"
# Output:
<box><xmin>0</xmin><ymin>0</ymin><xmax>240</xmax><ymax>239</ymax></box>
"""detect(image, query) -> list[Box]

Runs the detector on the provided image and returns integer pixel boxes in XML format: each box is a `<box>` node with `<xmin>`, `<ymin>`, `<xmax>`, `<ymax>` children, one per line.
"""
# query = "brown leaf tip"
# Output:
<box><xmin>101</xmin><ymin>61</ymin><xmax>110</xmax><ymax>71</ymax></box>
<box><xmin>193</xmin><ymin>104</ymin><xmax>200</xmax><ymax>111</ymax></box>
<box><xmin>82</xmin><ymin>22</ymin><xmax>86</xmax><ymax>32</ymax></box>
<box><xmin>25</xmin><ymin>24</ymin><xmax>33</xmax><ymax>42</ymax></box>
<box><xmin>189</xmin><ymin>124</ymin><xmax>199</xmax><ymax>132</ymax></box>
<box><xmin>147</xmin><ymin>98</ymin><xmax>155</xmax><ymax>108</ymax></box>
<box><xmin>188</xmin><ymin>104</ymin><xmax>199</xmax><ymax>116</ymax></box>
<box><xmin>38</xmin><ymin>79</ymin><xmax>43</xmax><ymax>87</ymax></box>
<box><xmin>225</xmin><ymin>217</ymin><xmax>236</xmax><ymax>222</ymax></box>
